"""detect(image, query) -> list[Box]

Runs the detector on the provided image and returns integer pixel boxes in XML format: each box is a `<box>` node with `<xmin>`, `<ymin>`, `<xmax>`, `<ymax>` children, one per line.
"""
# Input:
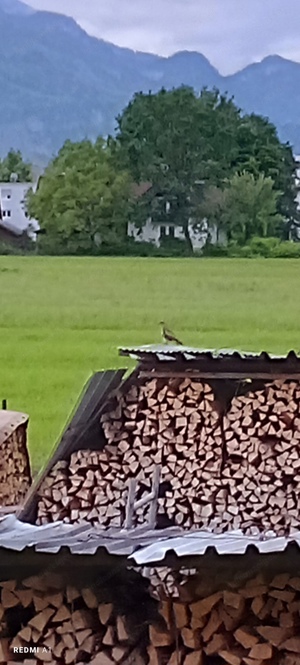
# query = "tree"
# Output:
<box><xmin>0</xmin><ymin>149</ymin><xmax>32</xmax><ymax>182</ymax></box>
<box><xmin>197</xmin><ymin>185</ymin><xmax>227</xmax><ymax>243</ymax></box>
<box><xmin>115</xmin><ymin>87</ymin><xmax>244</xmax><ymax>252</ymax></box>
<box><xmin>218</xmin><ymin>172</ymin><xmax>283</xmax><ymax>245</ymax></box>
<box><xmin>27</xmin><ymin>139</ymin><xmax>132</xmax><ymax>253</ymax></box>
<box><xmin>115</xmin><ymin>87</ymin><xmax>298</xmax><ymax>251</ymax></box>
<box><xmin>234</xmin><ymin>114</ymin><xmax>298</xmax><ymax>224</ymax></box>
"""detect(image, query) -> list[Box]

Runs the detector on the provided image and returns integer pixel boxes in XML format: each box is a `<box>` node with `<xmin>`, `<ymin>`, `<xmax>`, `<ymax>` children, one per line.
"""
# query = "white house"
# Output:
<box><xmin>0</xmin><ymin>178</ymin><xmax>39</xmax><ymax>241</ymax></box>
<box><xmin>128</xmin><ymin>183</ymin><xmax>226</xmax><ymax>251</ymax></box>
<box><xmin>286</xmin><ymin>156</ymin><xmax>300</xmax><ymax>241</ymax></box>
<box><xmin>128</xmin><ymin>216</ymin><xmax>225</xmax><ymax>250</ymax></box>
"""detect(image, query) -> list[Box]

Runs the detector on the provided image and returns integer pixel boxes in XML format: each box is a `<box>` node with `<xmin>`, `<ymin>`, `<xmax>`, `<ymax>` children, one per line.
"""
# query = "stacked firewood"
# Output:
<box><xmin>0</xmin><ymin>575</ymin><xmax>145</xmax><ymax>664</ymax></box>
<box><xmin>149</xmin><ymin>572</ymin><xmax>300</xmax><ymax>665</ymax></box>
<box><xmin>36</xmin><ymin>378</ymin><xmax>220</xmax><ymax>527</ymax></box>
<box><xmin>133</xmin><ymin>566</ymin><xmax>198</xmax><ymax>600</ymax></box>
<box><xmin>36</xmin><ymin>377</ymin><xmax>300</xmax><ymax>536</ymax></box>
<box><xmin>37</xmin><ymin>451</ymin><xmax>125</xmax><ymax>527</ymax></box>
<box><xmin>1</xmin><ymin>571</ymin><xmax>300</xmax><ymax>664</ymax></box>
<box><xmin>222</xmin><ymin>380</ymin><xmax>300</xmax><ymax>536</ymax></box>
<box><xmin>0</xmin><ymin>419</ymin><xmax>31</xmax><ymax>507</ymax></box>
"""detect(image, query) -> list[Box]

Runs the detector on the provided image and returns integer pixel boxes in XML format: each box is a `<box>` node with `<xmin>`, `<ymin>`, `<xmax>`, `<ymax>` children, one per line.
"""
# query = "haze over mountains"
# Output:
<box><xmin>1</xmin><ymin>0</ymin><xmax>300</xmax><ymax>166</ymax></box>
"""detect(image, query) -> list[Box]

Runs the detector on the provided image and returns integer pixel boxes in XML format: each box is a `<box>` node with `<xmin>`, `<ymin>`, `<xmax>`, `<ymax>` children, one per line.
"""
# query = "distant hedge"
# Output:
<box><xmin>202</xmin><ymin>237</ymin><xmax>300</xmax><ymax>258</ymax></box>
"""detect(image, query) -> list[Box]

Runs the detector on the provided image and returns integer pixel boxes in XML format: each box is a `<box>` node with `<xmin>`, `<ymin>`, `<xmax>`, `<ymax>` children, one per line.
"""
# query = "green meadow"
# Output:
<box><xmin>0</xmin><ymin>256</ymin><xmax>299</xmax><ymax>472</ymax></box>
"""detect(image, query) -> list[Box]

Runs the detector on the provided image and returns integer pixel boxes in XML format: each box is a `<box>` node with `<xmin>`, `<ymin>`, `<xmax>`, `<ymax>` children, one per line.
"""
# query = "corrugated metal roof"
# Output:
<box><xmin>1</xmin><ymin>516</ymin><xmax>300</xmax><ymax>561</ymax></box>
<box><xmin>130</xmin><ymin>530</ymin><xmax>300</xmax><ymax>564</ymax></box>
<box><xmin>0</xmin><ymin>516</ymin><xmax>184</xmax><ymax>556</ymax></box>
<box><xmin>119</xmin><ymin>345</ymin><xmax>300</xmax><ymax>362</ymax></box>
<box><xmin>0</xmin><ymin>410</ymin><xmax>28</xmax><ymax>447</ymax></box>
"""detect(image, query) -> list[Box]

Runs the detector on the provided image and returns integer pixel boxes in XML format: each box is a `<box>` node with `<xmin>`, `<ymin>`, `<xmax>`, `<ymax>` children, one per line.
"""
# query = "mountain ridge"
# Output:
<box><xmin>1</xmin><ymin>0</ymin><xmax>300</xmax><ymax>165</ymax></box>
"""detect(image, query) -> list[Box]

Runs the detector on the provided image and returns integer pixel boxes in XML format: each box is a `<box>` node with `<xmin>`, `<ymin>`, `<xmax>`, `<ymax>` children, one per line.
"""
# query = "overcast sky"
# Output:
<box><xmin>25</xmin><ymin>0</ymin><xmax>300</xmax><ymax>74</ymax></box>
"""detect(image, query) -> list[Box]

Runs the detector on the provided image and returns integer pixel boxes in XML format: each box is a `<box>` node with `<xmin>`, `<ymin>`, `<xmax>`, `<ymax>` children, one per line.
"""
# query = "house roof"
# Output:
<box><xmin>131</xmin><ymin>182</ymin><xmax>152</xmax><ymax>198</ymax></box>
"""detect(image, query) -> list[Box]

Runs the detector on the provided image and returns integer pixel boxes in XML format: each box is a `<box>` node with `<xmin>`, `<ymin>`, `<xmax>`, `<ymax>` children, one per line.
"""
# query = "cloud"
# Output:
<box><xmin>26</xmin><ymin>0</ymin><xmax>300</xmax><ymax>74</ymax></box>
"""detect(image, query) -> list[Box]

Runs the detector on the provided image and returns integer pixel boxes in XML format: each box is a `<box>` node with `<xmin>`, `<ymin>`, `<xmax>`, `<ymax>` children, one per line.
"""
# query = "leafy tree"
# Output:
<box><xmin>115</xmin><ymin>87</ymin><xmax>244</xmax><ymax>252</ymax></box>
<box><xmin>115</xmin><ymin>87</ymin><xmax>298</xmax><ymax>251</ymax></box>
<box><xmin>0</xmin><ymin>149</ymin><xmax>32</xmax><ymax>182</ymax></box>
<box><xmin>234</xmin><ymin>114</ymin><xmax>298</xmax><ymax>224</ymax></box>
<box><xmin>218</xmin><ymin>172</ymin><xmax>283</xmax><ymax>245</ymax></box>
<box><xmin>197</xmin><ymin>185</ymin><xmax>227</xmax><ymax>243</ymax></box>
<box><xmin>27</xmin><ymin>139</ymin><xmax>132</xmax><ymax>253</ymax></box>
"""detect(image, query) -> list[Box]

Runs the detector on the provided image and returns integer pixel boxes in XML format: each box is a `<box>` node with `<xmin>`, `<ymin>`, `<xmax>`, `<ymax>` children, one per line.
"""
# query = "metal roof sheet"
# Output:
<box><xmin>119</xmin><ymin>345</ymin><xmax>300</xmax><ymax>362</ymax></box>
<box><xmin>1</xmin><ymin>517</ymin><xmax>300</xmax><ymax>562</ymax></box>
<box><xmin>129</xmin><ymin>530</ymin><xmax>300</xmax><ymax>564</ymax></box>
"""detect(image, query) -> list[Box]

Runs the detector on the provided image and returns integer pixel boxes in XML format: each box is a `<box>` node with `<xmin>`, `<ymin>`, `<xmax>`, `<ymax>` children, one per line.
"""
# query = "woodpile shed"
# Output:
<box><xmin>1</xmin><ymin>345</ymin><xmax>300</xmax><ymax>664</ymax></box>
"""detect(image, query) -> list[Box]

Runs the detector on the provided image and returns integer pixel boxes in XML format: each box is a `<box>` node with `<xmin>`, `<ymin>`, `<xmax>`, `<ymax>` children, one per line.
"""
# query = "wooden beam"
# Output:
<box><xmin>148</xmin><ymin>466</ymin><xmax>161</xmax><ymax>528</ymax></box>
<box><xmin>124</xmin><ymin>466</ymin><xmax>161</xmax><ymax>529</ymax></box>
<box><xmin>124</xmin><ymin>478</ymin><xmax>137</xmax><ymax>529</ymax></box>
<box><xmin>139</xmin><ymin>371</ymin><xmax>300</xmax><ymax>380</ymax></box>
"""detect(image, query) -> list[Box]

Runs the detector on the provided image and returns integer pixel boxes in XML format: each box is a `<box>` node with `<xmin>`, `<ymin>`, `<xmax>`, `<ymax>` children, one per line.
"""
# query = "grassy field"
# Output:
<box><xmin>1</xmin><ymin>255</ymin><xmax>300</xmax><ymax>472</ymax></box>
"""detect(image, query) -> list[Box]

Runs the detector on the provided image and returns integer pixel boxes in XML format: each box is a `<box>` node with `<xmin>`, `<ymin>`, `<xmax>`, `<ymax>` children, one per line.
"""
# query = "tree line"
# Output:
<box><xmin>2</xmin><ymin>87</ymin><xmax>300</xmax><ymax>255</ymax></box>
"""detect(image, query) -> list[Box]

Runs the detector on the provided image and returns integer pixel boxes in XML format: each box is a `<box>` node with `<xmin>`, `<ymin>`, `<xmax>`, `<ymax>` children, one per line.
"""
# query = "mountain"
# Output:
<box><xmin>0</xmin><ymin>0</ymin><xmax>300</xmax><ymax>164</ymax></box>
<box><xmin>227</xmin><ymin>56</ymin><xmax>300</xmax><ymax>153</ymax></box>
<box><xmin>0</xmin><ymin>0</ymin><xmax>34</xmax><ymax>14</ymax></box>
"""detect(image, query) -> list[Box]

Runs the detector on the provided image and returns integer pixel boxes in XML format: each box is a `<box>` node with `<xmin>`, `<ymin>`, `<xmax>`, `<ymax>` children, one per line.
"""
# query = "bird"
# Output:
<box><xmin>160</xmin><ymin>321</ymin><xmax>183</xmax><ymax>346</ymax></box>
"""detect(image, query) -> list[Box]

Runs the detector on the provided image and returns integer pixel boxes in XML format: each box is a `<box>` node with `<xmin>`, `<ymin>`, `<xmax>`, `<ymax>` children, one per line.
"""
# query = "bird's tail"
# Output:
<box><xmin>173</xmin><ymin>336</ymin><xmax>183</xmax><ymax>346</ymax></box>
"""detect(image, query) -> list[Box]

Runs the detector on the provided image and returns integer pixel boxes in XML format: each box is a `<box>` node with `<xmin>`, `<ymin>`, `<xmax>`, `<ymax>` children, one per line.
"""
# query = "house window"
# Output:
<box><xmin>160</xmin><ymin>226</ymin><xmax>166</xmax><ymax>238</ymax></box>
<box><xmin>169</xmin><ymin>226</ymin><xmax>175</xmax><ymax>238</ymax></box>
<box><xmin>3</xmin><ymin>210</ymin><xmax>11</xmax><ymax>217</ymax></box>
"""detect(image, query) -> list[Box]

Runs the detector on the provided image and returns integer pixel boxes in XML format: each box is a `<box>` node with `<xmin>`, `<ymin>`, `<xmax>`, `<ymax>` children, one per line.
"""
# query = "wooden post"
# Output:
<box><xmin>124</xmin><ymin>478</ymin><xmax>137</xmax><ymax>529</ymax></box>
<box><xmin>148</xmin><ymin>465</ymin><xmax>161</xmax><ymax>528</ymax></box>
<box><xmin>124</xmin><ymin>466</ymin><xmax>161</xmax><ymax>530</ymax></box>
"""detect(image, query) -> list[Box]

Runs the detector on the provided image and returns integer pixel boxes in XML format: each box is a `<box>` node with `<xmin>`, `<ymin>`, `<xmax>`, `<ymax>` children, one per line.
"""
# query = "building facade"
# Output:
<box><xmin>0</xmin><ymin>180</ymin><xmax>39</xmax><ymax>241</ymax></box>
<box><xmin>128</xmin><ymin>217</ymin><xmax>226</xmax><ymax>250</ymax></box>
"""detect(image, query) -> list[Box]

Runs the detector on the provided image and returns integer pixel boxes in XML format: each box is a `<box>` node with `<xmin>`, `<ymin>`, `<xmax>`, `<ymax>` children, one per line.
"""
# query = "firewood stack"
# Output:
<box><xmin>222</xmin><ymin>380</ymin><xmax>300</xmax><ymax>536</ymax></box>
<box><xmin>36</xmin><ymin>377</ymin><xmax>300</xmax><ymax>536</ymax></box>
<box><xmin>1</xmin><ymin>571</ymin><xmax>300</xmax><ymax>664</ymax></box>
<box><xmin>133</xmin><ymin>567</ymin><xmax>198</xmax><ymax>601</ymax></box>
<box><xmin>0</xmin><ymin>412</ymin><xmax>31</xmax><ymax>507</ymax></box>
<box><xmin>37</xmin><ymin>451</ymin><xmax>125</xmax><ymax>527</ymax></box>
<box><xmin>149</xmin><ymin>572</ymin><xmax>300</xmax><ymax>665</ymax></box>
<box><xmin>0</xmin><ymin>575</ymin><xmax>146</xmax><ymax>664</ymax></box>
